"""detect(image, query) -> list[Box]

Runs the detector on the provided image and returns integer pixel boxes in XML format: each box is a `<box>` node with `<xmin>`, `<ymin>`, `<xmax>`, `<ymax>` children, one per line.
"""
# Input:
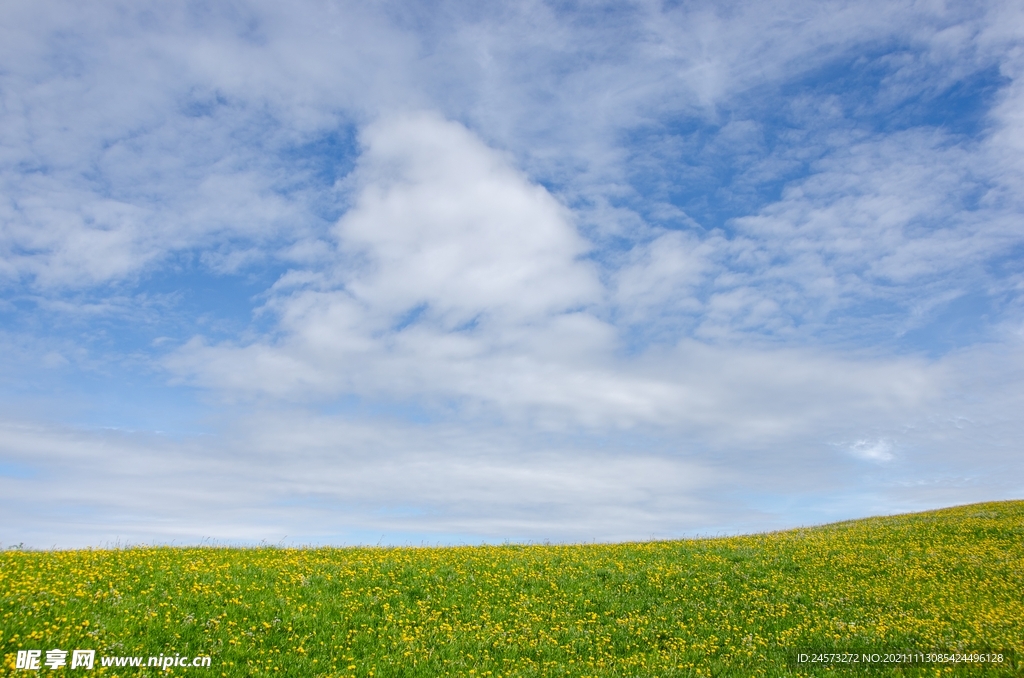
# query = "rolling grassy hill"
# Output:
<box><xmin>2</xmin><ymin>501</ymin><xmax>1022</xmax><ymax>676</ymax></box>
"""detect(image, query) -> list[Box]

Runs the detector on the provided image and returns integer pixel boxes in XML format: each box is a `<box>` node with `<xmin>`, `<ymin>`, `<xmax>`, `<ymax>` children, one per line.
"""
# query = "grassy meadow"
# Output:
<box><xmin>2</xmin><ymin>501</ymin><xmax>1022</xmax><ymax>677</ymax></box>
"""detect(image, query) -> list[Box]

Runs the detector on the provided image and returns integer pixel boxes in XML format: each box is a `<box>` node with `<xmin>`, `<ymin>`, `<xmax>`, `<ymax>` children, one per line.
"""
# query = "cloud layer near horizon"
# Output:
<box><xmin>2</xmin><ymin>0</ymin><xmax>1023</xmax><ymax>547</ymax></box>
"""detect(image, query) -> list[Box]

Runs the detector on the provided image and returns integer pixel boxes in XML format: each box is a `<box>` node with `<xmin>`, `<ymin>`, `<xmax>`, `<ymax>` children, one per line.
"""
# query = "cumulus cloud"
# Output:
<box><xmin>338</xmin><ymin>113</ymin><xmax>599</xmax><ymax>324</ymax></box>
<box><xmin>167</xmin><ymin>113</ymin><xmax>615</xmax><ymax>415</ymax></box>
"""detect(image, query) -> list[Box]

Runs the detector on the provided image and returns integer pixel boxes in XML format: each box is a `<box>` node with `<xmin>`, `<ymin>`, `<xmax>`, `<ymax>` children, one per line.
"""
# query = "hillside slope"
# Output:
<box><xmin>3</xmin><ymin>501</ymin><xmax>1022</xmax><ymax>676</ymax></box>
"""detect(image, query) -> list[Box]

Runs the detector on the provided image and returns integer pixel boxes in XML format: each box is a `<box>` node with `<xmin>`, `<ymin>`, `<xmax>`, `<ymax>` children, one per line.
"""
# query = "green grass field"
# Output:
<box><xmin>2</xmin><ymin>501</ymin><xmax>1022</xmax><ymax>677</ymax></box>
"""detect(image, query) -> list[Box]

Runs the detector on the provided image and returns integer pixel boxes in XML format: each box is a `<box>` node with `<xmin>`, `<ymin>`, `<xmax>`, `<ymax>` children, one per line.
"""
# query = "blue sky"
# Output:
<box><xmin>2</xmin><ymin>0</ymin><xmax>1023</xmax><ymax>547</ymax></box>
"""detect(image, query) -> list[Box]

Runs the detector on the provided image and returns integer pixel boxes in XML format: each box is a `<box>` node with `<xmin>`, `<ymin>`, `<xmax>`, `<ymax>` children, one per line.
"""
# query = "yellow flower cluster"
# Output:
<box><xmin>2</xmin><ymin>501</ymin><xmax>1022</xmax><ymax>676</ymax></box>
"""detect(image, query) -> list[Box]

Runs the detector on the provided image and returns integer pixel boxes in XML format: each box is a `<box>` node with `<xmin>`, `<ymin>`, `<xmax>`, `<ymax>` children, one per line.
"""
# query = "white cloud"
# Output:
<box><xmin>613</xmin><ymin>230</ymin><xmax>714</xmax><ymax>325</ymax></box>
<box><xmin>0</xmin><ymin>415</ymin><xmax>723</xmax><ymax>546</ymax></box>
<box><xmin>646</xmin><ymin>121</ymin><xmax>1024</xmax><ymax>343</ymax></box>
<box><xmin>0</xmin><ymin>0</ymin><xmax>420</xmax><ymax>289</ymax></box>
<box><xmin>6</xmin><ymin>339</ymin><xmax>1024</xmax><ymax>547</ymax></box>
<box><xmin>167</xmin><ymin>113</ymin><xmax>614</xmax><ymax>413</ymax></box>
<box><xmin>337</xmin><ymin>112</ymin><xmax>600</xmax><ymax>324</ymax></box>
<box><xmin>848</xmin><ymin>439</ymin><xmax>895</xmax><ymax>462</ymax></box>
